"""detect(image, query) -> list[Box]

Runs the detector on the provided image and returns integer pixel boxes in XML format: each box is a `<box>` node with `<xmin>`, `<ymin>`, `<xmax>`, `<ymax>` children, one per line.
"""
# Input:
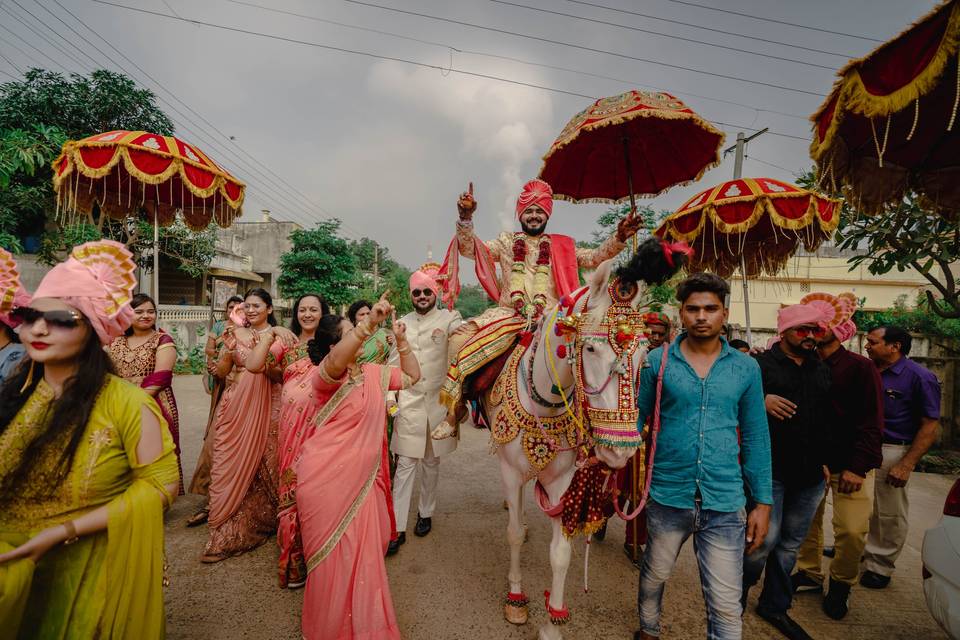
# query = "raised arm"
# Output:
<box><xmin>324</xmin><ymin>293</ymin><xmax>394</xmax><ymax>380</ymax></box>
<box><xmin>456</xmin><ymin>183</ymin><xmax>502</xmax><ymax>261</ymax></box>
<box><xmin>575</xmin><ymin>211</ymin><xmax>642</xmax><ymax>268</ymax></box>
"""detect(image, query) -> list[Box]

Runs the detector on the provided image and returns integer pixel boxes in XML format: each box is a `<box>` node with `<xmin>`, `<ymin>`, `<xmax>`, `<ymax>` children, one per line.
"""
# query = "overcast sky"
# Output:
<box><xmin>0</xmin><ymin>0</ymin><xmax>930</xmax><ymax>270</ymax></box>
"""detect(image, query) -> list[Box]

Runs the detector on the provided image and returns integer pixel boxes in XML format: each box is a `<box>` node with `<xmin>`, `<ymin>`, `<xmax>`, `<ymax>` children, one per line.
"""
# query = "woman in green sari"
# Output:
<box><xmin>348</xmin><ymin>300</ymin><xmax>393</xmax><ymax>365</ymax></box>
<box><xmin>0</xmin><ymin>241</ymin><xmax>178</xmax><ymax>639</ymax></box>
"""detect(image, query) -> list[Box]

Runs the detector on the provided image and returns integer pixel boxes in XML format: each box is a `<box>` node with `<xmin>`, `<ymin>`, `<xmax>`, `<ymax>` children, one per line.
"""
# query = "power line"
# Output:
<box><xmin>0</xmin><ymin>48</ymin><xmax>23</xmax><ymax>74</ymax></box>
<box><xmin>220</xmin><ymin>0</ymin><xmax>810</xmax><ymax>121</ymax></box>
<box><xmin>0</xmin><ymin>31</ymin><xmax>46</xmax><ymax>70</ymax></box>
<box><xmin>92</xmin><ymin>0</ymin><xmax>812</xmax><ymax>143</ymax></box>
<box><xmin>745</xmin><ymin>154</ymin><xmax>802</xmax><ymax>175</ymax></box>
<box><xmin>663</xmin><ymin>0</ymin><xmax>883</xmax><ymax>43</ymax></box>
<box><xmin>0</xmin><ymin>68</ymin><xmax>17</xmax><ymax>79</ymax></box>
<box><xmin>490</xmin><ymin>0</ymin><xmax>837</xmax><ymax>70</ymax></box>
<box><xmin>10</xmin><ymin>0</ymin><xmax>101</xmax><ymax>69</ymax></box>
<box><xmin>560</xmin><ymin>0</ymin><xmax>856</xmax><ymax>58</ymax></box>
<box><xmin>0</xmin><ymin>4</ymin><xmax>86</xmax><ymax>71</ymax></box>
<box><xmin>338</xmin><ymin>0</ymin><xmax>826</xmax><ymax>96</ymax></box>
<box><xmin>46</xmin><ymin>0</ymin><xmax>346</xmax><ymax>235</ymax></box>
<box><xmin>39</xmin><ymin>0</ymin><xmax>355</xmax><ymax>234</ymax></box>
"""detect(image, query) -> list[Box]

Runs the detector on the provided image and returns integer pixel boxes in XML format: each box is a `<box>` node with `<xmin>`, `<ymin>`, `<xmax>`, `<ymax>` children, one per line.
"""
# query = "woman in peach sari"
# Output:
<box><xmin>202</xmin><ymin>288</ymin><xmax>295</xmax><ymax>563</ymax></box>
<box><xmin>275</xmin><ymin>292</ymin><xmax>329</xmax><ymax>589</ymax></box>
<box><xmin>299</xmin><ymin>294</ymin><xmax>420</xmax><ymax>640</ymax></box>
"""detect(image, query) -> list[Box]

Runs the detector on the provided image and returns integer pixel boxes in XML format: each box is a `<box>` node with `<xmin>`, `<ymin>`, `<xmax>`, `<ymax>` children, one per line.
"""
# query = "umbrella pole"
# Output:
<box><xmin>740</xmin><ymin>253</ymin><xmax>752</xmax><ymax>344</ymax></box>
<box><xmin>622</xmin><ymin>135</ymin><xmax>639</xmax><ymax>253</ymax></box>
<box><xmin>153</xmin><ymin>211</ymin><xmax>159</xmax><ymax>300</ymax></box>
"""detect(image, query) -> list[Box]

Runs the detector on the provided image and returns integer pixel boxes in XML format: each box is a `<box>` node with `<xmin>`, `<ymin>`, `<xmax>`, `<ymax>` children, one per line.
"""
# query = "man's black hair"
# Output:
<box><xmin>676</xmin><ymin>272</ymin><xmax>730</xmax><ymax>305</ymax></box>
<box><xmin>874</xmin><ymin>324</ymin><xmax>912</xmax><ymax>356</ymax></box>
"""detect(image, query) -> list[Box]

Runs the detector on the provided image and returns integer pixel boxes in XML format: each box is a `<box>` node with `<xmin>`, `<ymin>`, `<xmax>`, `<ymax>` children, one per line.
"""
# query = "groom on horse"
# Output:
<box><xmin>431</xmin><ymin>178</ymin><xmax>643</xmax><ymax>440</ymax></box>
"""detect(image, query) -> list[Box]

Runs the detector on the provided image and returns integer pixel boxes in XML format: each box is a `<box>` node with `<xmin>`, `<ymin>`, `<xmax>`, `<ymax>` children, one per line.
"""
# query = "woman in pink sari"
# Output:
<box><xmin>299</xmin><ymin>294</ymin><xmax>420</xmax><ymax>640</ymax></box>
<box><xmin>275</xmin><ymin>292</ymin><xmax>329</xmax><ymax>589</ymax></box>
<box><xmin>202</xmin><ymin>288</ymin><xmax>295</xmax><ymax>563</ymax></box>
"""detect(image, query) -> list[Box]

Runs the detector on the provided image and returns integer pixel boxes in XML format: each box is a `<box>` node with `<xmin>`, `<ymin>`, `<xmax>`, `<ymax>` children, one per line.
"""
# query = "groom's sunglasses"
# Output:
<box><xmin>412</xmin><ymin>289</ymin><xmax>434</xmax><ymax>298</ymax></box>
<box><xmin>10</xmin><ymin>307</ymin><xmax>83</xmax><ymax>329</ymax></box>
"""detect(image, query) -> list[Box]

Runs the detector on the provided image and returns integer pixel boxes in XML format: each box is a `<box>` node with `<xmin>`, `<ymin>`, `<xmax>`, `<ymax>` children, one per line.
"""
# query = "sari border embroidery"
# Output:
<box><xmin>306</xmin><ymin>445</ymin><xmax>381</xmax><ymax>573</ymax></box>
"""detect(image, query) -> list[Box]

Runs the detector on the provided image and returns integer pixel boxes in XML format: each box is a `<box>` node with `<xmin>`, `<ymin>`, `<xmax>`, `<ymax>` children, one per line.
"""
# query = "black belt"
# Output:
<box><xmin>883</xmin><ymin>436</ymin><xmax>913</xmax><ymax>446</ymax></box>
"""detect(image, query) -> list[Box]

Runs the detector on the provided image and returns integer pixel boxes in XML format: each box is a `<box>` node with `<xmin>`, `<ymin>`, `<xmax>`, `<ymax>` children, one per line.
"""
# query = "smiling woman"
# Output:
<box><xmin>0</xmin><ymin>241</ymin><xmax>178</xmax><ymax>639</ymax></box>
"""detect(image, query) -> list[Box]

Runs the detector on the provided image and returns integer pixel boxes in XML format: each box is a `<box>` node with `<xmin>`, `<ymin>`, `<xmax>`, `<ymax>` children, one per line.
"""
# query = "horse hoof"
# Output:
<box><xmin>504</xmin><ymin>602</ymin><xmax>528</xmax><ymax>625</ymax></box>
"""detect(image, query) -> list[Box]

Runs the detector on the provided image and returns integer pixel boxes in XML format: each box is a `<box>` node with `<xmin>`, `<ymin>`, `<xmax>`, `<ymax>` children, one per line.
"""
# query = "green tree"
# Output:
<box><xmin>278</xmin><ymin>220</ymin><xmax>360</xmax><ymax>307</ymax></box>
<box><xmin>455</xmin><ymin>283</ymin><xmax>495</xmax><ymax>318</ymax></box>
<box><xmin>0</xmin><ymin>68</ymin><xmax>174</xmax><ymax>247</ymax></box>
<box><xmin>800</xmin><ymin>169</ymin><xmax>960</xmax><ymax>319</ymax></box>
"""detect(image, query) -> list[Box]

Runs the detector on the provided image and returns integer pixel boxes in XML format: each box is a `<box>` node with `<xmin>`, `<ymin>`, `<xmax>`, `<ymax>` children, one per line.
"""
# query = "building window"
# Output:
<box><xmin>799</xmin><ymin>281</ymin><xmax>811</xmax><ymax>292</ymax></box>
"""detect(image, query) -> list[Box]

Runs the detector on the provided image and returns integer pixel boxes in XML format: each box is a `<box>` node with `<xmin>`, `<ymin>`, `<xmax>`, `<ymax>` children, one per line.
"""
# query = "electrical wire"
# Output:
<box><xmin>337</xmin><ymin>0</ymin><xmax>826</xmax><ymax>96</ymax></box>
<box><xmin>745</xmin><ymin>154</ymin><xmax>803</xmax><ymax>175</ymax></box>
<box><xmin>10</xmin><ymin>0</ymin><xmax>101</xmax><ymax>69</ymax></box>
<box><xmin>90</xmin><ymin>0</ymin><xmax>816</xmax><ymax>144</ymax></box>
<box><xmin>490</xmin><ymin>0</ymin><xmax>837</xmax><ymax>70</ymax></box>
<box><xmin>663</xmin><ymin>0</ymin><xmax>883</xmax><ymax>43</ymax></box>
<box><xmin>559</xmin><ymin>0</ymin><xmax>857</xmax><ymax>58</ymax></box>
<box><xmin>0</xmin><ymin>30</ymin><xmax>47</xmax><ymax>71</ymax></box>
<box><xmin>0</xmin><ymin>4</ymin><xmax>87</xmax><ymax>71</ymax></box>
<box><xmin>0</xmin><ymin>48</ymin><xmax>23</xmax><ymax>74</ymax></box>
<box><xmin>220</xmin><ymin>0</ymin><xmax>811</xmax><ymax>121</ymax></box>
<box><xmin>37</xmin><ymin>0</ymin><xmax>363</xmax><ymax>235</ymax></box>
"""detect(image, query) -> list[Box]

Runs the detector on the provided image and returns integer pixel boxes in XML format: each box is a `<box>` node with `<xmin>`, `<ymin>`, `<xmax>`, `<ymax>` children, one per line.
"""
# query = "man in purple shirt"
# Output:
<box><xmin>862</xmin><ymin>325</ymin><xmax>941</xmax><ymax>589</ymax></box>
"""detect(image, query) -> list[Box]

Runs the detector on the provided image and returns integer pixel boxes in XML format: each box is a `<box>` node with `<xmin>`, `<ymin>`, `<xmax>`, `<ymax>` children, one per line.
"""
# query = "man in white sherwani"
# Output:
<box><xmin>387</xmin><ymin>265</ymin><xmax>462</xmax><ymax>555</ymax></box>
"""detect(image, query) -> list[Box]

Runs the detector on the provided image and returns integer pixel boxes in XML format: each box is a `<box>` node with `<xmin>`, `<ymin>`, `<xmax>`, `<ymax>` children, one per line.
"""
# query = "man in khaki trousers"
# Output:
<box><xmin>793</xmin><ymin>299</ymin><xmax>884</xmax><ymax>620</ymax></box>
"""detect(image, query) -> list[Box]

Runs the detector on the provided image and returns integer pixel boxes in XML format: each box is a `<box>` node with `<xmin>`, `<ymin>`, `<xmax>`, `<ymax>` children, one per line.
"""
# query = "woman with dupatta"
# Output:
<box><xmin>186</xmin><ymin>295</ymin><xmax>244</xmax><ymax>527</ymax></box>
<box><xmin>108</xmin><ymin>293</ymin><xmax>183</xmax><ymax>494</ymax></box>
<box><xmin>299</xmin><ymin>293</ymin><xmax>420</xmax><ymax>640</ymax></box>
<box><xmin>203</xmin><ymin>288</ymin><xmax>295</xmax><ymax>563</ymax></box>
<box><xmin>275</xmin><ymin>293</ymin><xmax>329</xmax><ymax>589</ymax></box>
<box><xmin>348</xmin><ymin>299</ymin><xmax>393</xmax><ymax>364</ymax></box>
<box><xmin>0</xmin><ymin>241</ymin><xmax>178</xmax><ymax>639</ymax></box>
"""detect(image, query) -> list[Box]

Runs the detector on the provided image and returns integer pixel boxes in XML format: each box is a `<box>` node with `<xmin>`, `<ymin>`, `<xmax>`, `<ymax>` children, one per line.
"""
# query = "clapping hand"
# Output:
<box><xmin>457</xmin><ymin>182</ymin><xmax>477</xmax><ymax>219</ymax></box>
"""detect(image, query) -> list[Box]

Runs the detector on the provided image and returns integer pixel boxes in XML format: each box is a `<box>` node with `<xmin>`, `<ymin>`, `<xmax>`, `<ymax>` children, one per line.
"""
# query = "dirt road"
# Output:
<box><xmin>165</xmin><ymin>375</ymin><xmax>952</xmax><ymax>639</ymax></box>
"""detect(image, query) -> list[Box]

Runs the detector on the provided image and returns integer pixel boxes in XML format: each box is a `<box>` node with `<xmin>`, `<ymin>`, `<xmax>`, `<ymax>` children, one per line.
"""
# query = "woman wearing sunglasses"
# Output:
<box><xmin>108</xmin><ymin>293</ymin><xmax>183</xmax><ymax>494</ymax></box>
<box><xmin>203</xmin><ymin>287</ymin><xmax>296</xmax><ymax>563</ymax></box>
<box><xmin>0</xmin><ymin>242</ymin><xmax>178</xmax><ymax>639</ymax></box>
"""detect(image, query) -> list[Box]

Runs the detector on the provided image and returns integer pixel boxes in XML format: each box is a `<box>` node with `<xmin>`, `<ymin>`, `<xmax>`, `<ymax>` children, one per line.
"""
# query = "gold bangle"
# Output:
<box><xmin>398</xmin><ymin>345</ymin><xmax>412</xmax><ymax>355</ymax></box>
<box><xmin>63</xmin><ymin>520</ymin><xmax>79</xmax><ymax>545</ymax></box>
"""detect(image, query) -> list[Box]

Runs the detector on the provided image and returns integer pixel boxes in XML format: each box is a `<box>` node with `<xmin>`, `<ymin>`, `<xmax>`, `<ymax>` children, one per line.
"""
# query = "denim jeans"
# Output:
<box><xmin>742</xmin><ymin>479</ymin><xmax>825</xmax><ymax>614</ymax></box>
<box><xmin>639</xmin><ymin>499</ymin><xmax>747</xmax><ymax>639</ymax></box>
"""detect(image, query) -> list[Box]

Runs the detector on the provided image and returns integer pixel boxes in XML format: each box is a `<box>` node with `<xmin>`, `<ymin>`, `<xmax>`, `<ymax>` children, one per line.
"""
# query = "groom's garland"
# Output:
<box><xmin>509</xmin><ymin>232</ymin><xmax>551</xmax><ymax>318</ymax></box>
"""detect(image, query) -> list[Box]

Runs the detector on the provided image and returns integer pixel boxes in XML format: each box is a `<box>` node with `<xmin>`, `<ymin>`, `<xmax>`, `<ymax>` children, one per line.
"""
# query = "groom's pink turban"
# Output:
<box><xmin>409</xmin><ymin>269</ymin><xmax>439</xmax><ymax>297</ymax></box>
<box><xmin>516</xmin><ymin>178</ymin><xmax>554</xmax><ymax>219</ymax></box>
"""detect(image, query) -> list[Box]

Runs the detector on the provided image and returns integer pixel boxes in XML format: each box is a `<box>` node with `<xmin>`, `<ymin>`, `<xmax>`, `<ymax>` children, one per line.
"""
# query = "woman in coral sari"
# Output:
<box><xmin>299</xmin><ymin>294</ymin><xmax>420</xmax><ymax>640</ymax></box>
<box><xmin>275</xmin><ymin>292</ymin><xmax>330</xmax><ymax>588</ymax></box>
<box><xmin>108</xmin><ymin>293</ymin><xmax>183</xmax><ymax>493</ymax></box>
<box><xmin>0</xmin><ymin>241</ymin><xmax>178</xmax><ymax>639</ymax></box>
<box><xmin>203</xmin><ymin>288</ymin><xmax>295</xmax><ymax>563</ymax></box>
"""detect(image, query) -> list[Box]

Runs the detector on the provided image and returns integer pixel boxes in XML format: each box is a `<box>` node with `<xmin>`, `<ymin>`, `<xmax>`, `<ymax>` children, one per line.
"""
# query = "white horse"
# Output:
<box><xmin>479</xmin><ymin>243</ymin><xmax>684</xmax><ymax>640</ymax></box>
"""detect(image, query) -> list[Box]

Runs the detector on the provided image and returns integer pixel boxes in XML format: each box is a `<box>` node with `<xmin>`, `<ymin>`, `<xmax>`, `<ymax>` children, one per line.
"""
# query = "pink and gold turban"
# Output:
<box><xmin>32</xmin><ymin>240</ymin><xmax>138</xmax><ymax>345</ymax></box>
<box><xmin>409</xmin><ymin>264</ymin><xmax>440</xmax><ymax>297</ymax></box>
<box><xmin>800</xmin><ymin>292</ymin><xmax>858</xmax><ymax>342</ymax></box>
<box><xmin>777</xmin><ymin>303</ymin><xmax>830</xmax><ymax>335</ymax></box>
<box><xmin>516</xmin><ymin>178</ymin><xmax>554</xmax><ymax>219</ymax></box>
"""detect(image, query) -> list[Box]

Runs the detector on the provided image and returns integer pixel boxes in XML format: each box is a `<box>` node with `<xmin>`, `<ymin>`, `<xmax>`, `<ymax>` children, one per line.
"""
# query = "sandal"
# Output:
<box><xmin>431</xmin><ymin>421</ymin><xmax>458</xmax><ymax>440</ymax></box>
<box><xmin>186</xmin><ymin>507</ymin><xmax>209</xmax><ymax>528</ymax></box>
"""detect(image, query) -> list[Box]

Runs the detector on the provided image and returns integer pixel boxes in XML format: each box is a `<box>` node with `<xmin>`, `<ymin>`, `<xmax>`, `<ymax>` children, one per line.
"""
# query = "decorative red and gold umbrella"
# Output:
<box><xmin>539</xmin><ymin>90</ymin><xmax>724</xmax><ymax>210</ymax></box>
<box><xmin>811</xmin><ymin>0</ymin><xmax>960</xmax><ymax>215</ymax></box>
<box><xmin>657</xmin><ymin>177</ymin><xmax>840</xmax><ymax>278</ymax></box>
<box><xmin>52</xmin><ymin>130</ymin><xmax>245</xmax><ymax>230</ymax></box>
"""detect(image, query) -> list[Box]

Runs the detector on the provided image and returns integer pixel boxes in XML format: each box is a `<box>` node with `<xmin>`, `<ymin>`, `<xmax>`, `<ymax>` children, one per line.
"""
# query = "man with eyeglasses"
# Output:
<box><xmin>386</xmin><ymin>264</ymin><xmax>462</xmax><ymax>556</ymax></box>
<box><xmin>742</xmin><ymin>303</ymin><xmax>832</xmax><ymax>640</ymax></box>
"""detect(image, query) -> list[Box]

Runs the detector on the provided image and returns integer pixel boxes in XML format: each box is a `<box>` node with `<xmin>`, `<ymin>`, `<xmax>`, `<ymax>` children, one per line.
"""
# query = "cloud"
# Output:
<box><xmin>367</xmin><ymin>60</ymin><xmax>554</xmax><ymax>230</ymax></box>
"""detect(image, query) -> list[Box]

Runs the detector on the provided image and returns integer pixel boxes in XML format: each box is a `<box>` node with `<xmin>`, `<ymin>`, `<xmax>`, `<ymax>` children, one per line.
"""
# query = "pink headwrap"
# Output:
<box><xmin>409</xmin><ymin>267</ymin><xmax>440</xmax><ymax>298</ymax></box>
<box><xmin>0</xmin><ymin>248</ymin><xmax>30</xmax><ymax>329</ymax></box>
<box><xmin>32</xmin><ymin>240</ymin><xmax>138</xmax><ymax>345</ymax></box>
<box><xmin>516</xmin><ymin>178</ymin><xmax>553</xmax><ymax>219</ymax></box>
<box><xmin>800</xmin><ymin>292</ymin><xmax>858</xmax><ymax>342</ymax></box>
<box><xmin>777</xmin><ymin>303</ymin><xmax>829</xmax><ymax>335</ymax></box>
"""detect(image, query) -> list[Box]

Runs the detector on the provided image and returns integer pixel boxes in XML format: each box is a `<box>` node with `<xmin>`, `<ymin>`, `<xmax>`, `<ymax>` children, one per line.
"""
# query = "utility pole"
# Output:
<box><xmin>372</xmin><ymin>243</ymin><xmax>379</xmax><ymax>291</ymax></box>
<box><xmin>724</xmin><ymin>127</ymin><xmax>768</xmax><ymax>344</ymax></box>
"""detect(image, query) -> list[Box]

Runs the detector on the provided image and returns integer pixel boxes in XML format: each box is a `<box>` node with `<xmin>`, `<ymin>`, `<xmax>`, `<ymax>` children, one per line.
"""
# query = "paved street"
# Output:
<box><xmin>165</xmin><ymin>375</ymin><xmax>954</xmax><ymax>639</ymax></box>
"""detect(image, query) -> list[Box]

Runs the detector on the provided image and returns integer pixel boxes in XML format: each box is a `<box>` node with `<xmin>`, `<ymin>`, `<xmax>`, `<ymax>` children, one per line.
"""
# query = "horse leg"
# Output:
<box><xmin>500</xmin><ymin>449</ymin><xmax>529</xmax><ymax>625</ymax></box>
<box><xmin>539</xmin><ymin>470</ymin><xmax>575</xmax><ymax>640</ymax></box>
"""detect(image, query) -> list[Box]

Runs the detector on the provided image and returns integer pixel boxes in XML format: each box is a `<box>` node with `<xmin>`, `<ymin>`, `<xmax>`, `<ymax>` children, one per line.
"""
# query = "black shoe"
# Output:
<box><xmin>414</xmin><ymin>514</ymin><xmax>432</xmax><ymax>537</ymax></box>
<box><xmin>386</xmin><ymin>532</ymin><xmax>405</xmax><ymax>556</ymax></box>
<box><xmin>859</xmin><ymin>570</ymin><xmax>890</xmax><ymax>589</ymax></box>
<box><xmin>823</xmin><ymin>578</ymin><xmax>851</xmax><ymax>620</ymax></box>
<box><xmin>791</xmin><ymin>571</ymin><xmax>823</xmax><ymax>594</ymax></box>
<box><xmin>822</xmin><ymin>546</ymin><xmax>835</xmax><ymax>558</ymax></box>
<box><xmin>593</xmin><ymin>521</ymin><xmax>607</xmax><ymax>541</ymax></box>
<box><xmin>756</xmin><ymin>607</ymin><xmax>814</xmax><ymax>640</ymax></box>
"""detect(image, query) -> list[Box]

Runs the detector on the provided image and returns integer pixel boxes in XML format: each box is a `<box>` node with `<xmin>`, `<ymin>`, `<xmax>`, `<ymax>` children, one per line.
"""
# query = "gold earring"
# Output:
<box><xmin>19</xmin><ymin>360</ymin><xmax>35</xmax><ymax>394</ymax></box>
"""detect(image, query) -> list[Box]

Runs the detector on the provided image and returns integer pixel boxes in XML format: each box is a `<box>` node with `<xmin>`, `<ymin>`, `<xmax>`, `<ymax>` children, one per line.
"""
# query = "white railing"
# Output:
<box><xmin>158</xmin><ymin>305</ymin><xmax>212</xmax><ymax>323</ymax></box>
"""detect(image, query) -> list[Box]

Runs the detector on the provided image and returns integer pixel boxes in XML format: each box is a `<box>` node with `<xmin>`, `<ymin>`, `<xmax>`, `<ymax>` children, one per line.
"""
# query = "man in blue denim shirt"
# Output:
<box><xmin>635</xmin><ymin>273</ymin><xmax>772</xmax><ymax>640</ymax></box>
